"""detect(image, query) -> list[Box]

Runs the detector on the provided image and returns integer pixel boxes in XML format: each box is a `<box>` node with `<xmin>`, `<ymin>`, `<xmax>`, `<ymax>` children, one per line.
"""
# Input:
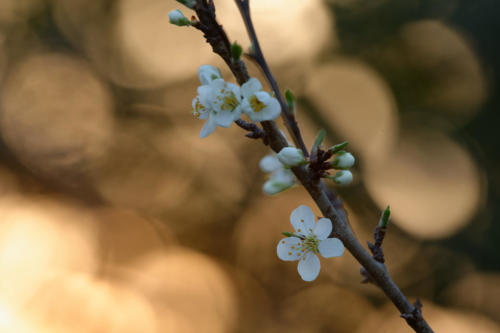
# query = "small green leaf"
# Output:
<box><xmin>285</xmin><ymin>89</ymin><xmax>295</xmax><ymax>107</ymax></box>
<box><xmin>311</xmin><ymin>129</ymin><xmax>326</xmax><ymax>155</ymax></box>
<box><xmin>378</xmin><ymin>205</ymin><xmax>391</xmax><ymax>228</ymax></box>
<box><xmin>231</xmin><ymin>42</ymin><xmax>243</xmax><ymax>61</ymax></box>
<box><xmin>328</xmin><ymin>141</ymin><xmax>349</xmax><ymax>154</ymax></box>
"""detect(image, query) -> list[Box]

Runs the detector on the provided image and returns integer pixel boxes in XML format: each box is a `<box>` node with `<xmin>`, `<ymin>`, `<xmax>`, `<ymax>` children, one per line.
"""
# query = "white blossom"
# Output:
<box><xmin>198</xmin><ymin>65</ymin><xmax>222</xmax><ymax>86</ymax></box>
<box><xmin>260</xmin><ymin>154</ymin><xmax>295</xmax><ymax>195</ymax></box>
<box><xmin>277</xmin><ymin>205</ymin><xmax>344</xmax><ymax>281</ymax></box>
<box><xmin>332</xmin><ymin>151</ymin><xmax>355</xmax><ymax>169</ymax></box>
<box><xmin>241</xmin><ymin>78</ymin><xmax>281</xmax><ymax>122</ymax></box>
<box><xmin>277</xmin><ymin>147</ymin><xmax>306</xmax><ymax>167</ymax></box>
<box><xmin>332</xmin><ymin>170</ymin><xmax>353</xmax><ymax>185</ymax></box>
<box><xmin>193</xmin><ymin>78</ymin><xmax>242</xmax><ymax>138</ymax></box>
<box><xmin>168</xmin><ymin>9</ymin><xmax>191</xmax><ymax>26</ymax></box>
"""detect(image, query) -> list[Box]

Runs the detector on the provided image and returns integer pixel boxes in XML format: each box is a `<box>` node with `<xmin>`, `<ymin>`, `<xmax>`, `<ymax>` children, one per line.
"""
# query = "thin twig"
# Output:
<box><xmin>233</xmin><ymin>0</ymin><xmax>309</xmax><ymax>156</ymax></box>
<box><xmin>235</xmin><ymin>119</ymin><xmax>268</xmax><ymax>144</ymax></box>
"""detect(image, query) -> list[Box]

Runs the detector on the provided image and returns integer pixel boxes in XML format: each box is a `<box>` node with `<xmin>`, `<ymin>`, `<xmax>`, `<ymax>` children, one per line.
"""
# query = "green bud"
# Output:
<box><xmin>328</xmin><ymin>141</ymin><xmax>349</xmax><ymax>154</ymax></box>
<box><xmin>378</xmin><ymin>205</ymin><xmax>391</xmax><ymax>228</ymax></box>
<box><xmin>285</xmin><ymin>89</ymin><xmax>295</xmax><ymax>107</ymax></box>
<box><xmin>231</xmin><ymin>42</ymin><xmax>243</xmax><ymax>61</ymax></box>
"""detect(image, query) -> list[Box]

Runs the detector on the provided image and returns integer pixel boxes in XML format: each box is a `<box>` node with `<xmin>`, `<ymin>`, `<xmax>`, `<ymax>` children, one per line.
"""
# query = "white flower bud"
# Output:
<box><xmin>198</xmin><ymin>65</ymin><xmax>222</xmax><ymax>85</ymax></box>
<box><xmin>259</xmin><ymin>154</ymin><xmax>282</xmax><ymax>173</ymax></box>
<box><xmin>263</xmin><ymin>180</ymin><xmax>290</xmax><ymax>195</ymax></box>
<box><xmin>169</xmin><ymin>9</ymin><xmax>191</xmax><ymax>26</ymax></box>
<box><xmin>262</xmin><ymin>169</ymin><xmax>295</xmax><ymax>195</ymax></box>
<box><xmin>332</xmin><ymin>170</ymin><xmax>353</xmax><ymax>185</ymax></box>
<box><xmin>332</xmin><ymin>151</ymin><xmax>355</xmax><ymax>169</ymax></box>
<box><xmin>277</xmin><ymin>147</ymin><xmax>306</xmax><ymax>167</ymax></box>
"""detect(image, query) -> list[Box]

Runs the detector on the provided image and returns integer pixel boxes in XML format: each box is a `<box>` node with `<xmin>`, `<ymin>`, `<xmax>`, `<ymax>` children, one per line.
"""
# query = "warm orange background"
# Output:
<box><xmin>0</xmin><ymin>0</ymin><xmax>498</xmax><ymax>332</ymax></box>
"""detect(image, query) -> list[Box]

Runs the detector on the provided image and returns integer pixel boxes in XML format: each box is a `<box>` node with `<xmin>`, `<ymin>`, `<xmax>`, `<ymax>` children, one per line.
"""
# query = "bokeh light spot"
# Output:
<box><xmin>364</xmin><ymin>129</ymin><xmax>482</xmax><ymax>239</ymax></box>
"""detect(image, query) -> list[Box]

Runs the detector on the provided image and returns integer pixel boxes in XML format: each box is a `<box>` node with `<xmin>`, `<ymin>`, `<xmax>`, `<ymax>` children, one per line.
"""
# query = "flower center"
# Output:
<box><xmin>216</xmin><ymin>89</ymin><xmax>239</xmax><ymax>111</ymax></box>
<box><xmin>249</xmin><ymin>95</ymin><xmax>266</xmax><ymax>112</ymax></box>
<box><xmin>302</xmin><ymin>235</ymin><xmax>320</xmax><ymax>254</ymax></box>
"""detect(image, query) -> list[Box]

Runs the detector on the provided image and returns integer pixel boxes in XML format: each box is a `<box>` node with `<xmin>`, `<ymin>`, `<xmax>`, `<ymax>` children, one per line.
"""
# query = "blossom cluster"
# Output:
<box><xmin>192</xmin><ymin>65</ymin><xmax>281</xmax><ymax>138</ymax></box>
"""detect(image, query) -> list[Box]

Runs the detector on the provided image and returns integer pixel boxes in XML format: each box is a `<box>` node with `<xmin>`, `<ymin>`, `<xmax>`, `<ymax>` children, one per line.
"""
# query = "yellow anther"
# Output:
<box><xmin>249</xmin><ymin>95</ymin><xmax>266</xmax><ymax>112</ymax></box>
<box><xmin>288</xmin><ymin>252</ymin><xmax>292</xmax><ymax>255</ymax></box>
<box><xmin>220</xmin><ymin>92</ymin><xmax>239</xmax><ymax>111</ymax></box>
<box><xmin>194</xmin><ymin>100</ymin><xmax>205</xmax><ymax>118</ymax></box>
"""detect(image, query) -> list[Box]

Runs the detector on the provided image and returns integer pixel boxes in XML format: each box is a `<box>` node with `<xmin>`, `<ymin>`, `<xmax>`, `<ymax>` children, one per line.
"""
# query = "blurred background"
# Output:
<box><xmin>0</xmin><ymin>0</ymin><xmax>498</xmax><ymax>332</ymax></box>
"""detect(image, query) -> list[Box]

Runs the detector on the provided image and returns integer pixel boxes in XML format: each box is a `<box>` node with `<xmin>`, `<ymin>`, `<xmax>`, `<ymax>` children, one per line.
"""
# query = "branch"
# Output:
<box><xmin>233</xmin><ymin>0</ymin><xmax>309</xmax><ymax>156</ymax></box>
<box><xmin>235</xmin><ymin>119</ymin><xmax>268</xmax><ymax>144</ymax></box>
<box><xmin>189</xmin><ymin>2</ymin><xmax>434</xmax><ymax>332</ymax></box>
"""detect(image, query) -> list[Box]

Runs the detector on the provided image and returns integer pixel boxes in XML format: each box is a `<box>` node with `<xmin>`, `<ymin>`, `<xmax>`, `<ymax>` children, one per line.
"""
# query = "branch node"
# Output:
<box><xmin>235</xmin><ymin>119</ymin><xmax>268</xmax><ymax>145</ymax></box>
<box><xmin>401</xmin><ymin>298</ymin><xmax>424</xmax><ymax>325</ymax></box>
<box><xmin>360</xmin><ymin>267</ymin><xmax>375</xmax><ymax>284</ymax></box>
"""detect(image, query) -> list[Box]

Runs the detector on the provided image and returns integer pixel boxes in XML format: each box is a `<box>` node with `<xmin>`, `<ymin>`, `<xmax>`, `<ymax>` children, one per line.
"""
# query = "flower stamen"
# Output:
<box><xmin>249</xmin><ymin>95</ymin><xmax>266</xmax><ymax>112</ymax></box>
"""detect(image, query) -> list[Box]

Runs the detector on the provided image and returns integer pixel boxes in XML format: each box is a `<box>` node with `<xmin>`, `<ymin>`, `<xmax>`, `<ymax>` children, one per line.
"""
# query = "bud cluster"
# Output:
<box><xmin>308</xmin><ymin>131</ymin><xmax>356</xmax><ymax>186</ymax></box>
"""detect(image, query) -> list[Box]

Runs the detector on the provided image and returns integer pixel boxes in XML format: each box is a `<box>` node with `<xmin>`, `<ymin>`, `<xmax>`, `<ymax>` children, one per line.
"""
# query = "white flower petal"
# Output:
<box><xmin>318</xmin><ymin>238</ymin><xmax>344</xmax><ymax>258</ymax></box>
<box><xmin>197</xmin><ymin>85</ymin><xmax>213</xmax><ymax>104</ymax></box>
<box><xmin>290</xmin><ymin>205</ymin><xmax>315</xmax><ymax>235</ymax></box>
<box><xmin>240</xmin><ymin>78</ymin><xmax>262</xmax><ymax>99</ymax></box>
<box><xmin>200</xmin><ymin>114</ymin><xmax>217</xmax><ymax>138</ymax></box>
<box><xmin>259</xmin><ymin>154</ymin><xmax>282</xmax><ymax>173</ymax></box>
<box><xmin>225</xmin><ymin>82</ymin><xmax>241</xmax><ymax>96</ymax></box>
<box><xmin>277</xmin><ymin>237</ymin><xmax>304</xmax><ymax>261</ymax></box>
<box><xmin>313</xmin><ymin>218</ymin><xmax>332</xmax><ymax>240</ymax></box>
<box><xmin>198</xmin><ymin>65</ymin><xmax>221</xmax><ymax>85</ymax></box>
<box><xmin>240</xmin><ymin>98</ymin><xmax>251</xmax><ymax>114</ymax></box>
<box><xmin>198</xmin><ymin>112</ymin><xmax>209</xmax><ymax>120</ymax></box>
<box><xmin>297</xmin><ymin>252</ymin><xmax>320</xmax><ymax>281</ymax></box>
<box><xmin>209</xmin><ymin>78</ymin><xmax>225</xmax><ymax>91</ymax></box>
<box><xmin>246</xmin><ymin>93</ymin><xmax>281</xmax><ymax>122</ymax></box>
<box><xmin>215</xmin><ymin>109</ymin><xmax>236</xmax><ymax>127</ymax></box>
